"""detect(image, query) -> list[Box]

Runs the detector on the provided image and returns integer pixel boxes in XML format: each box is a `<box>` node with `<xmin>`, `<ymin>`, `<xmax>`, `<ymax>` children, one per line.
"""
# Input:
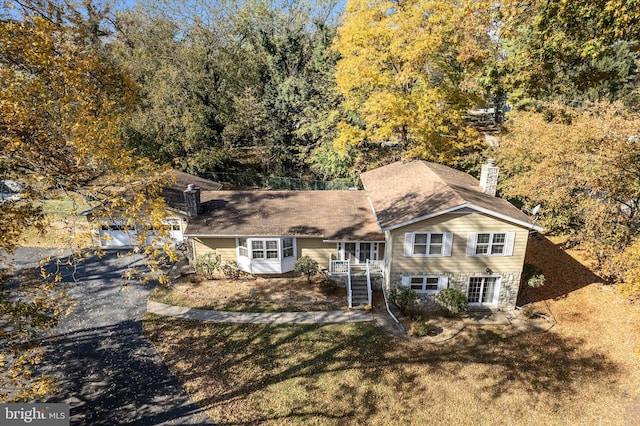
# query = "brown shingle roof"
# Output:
<box><xmin>360</xmin><ymin>160</ymin><xmax>538</xmax><ymax>230</ymax></box>
<box><xmin>185</xmin><ymin>190</ymin><xmax>384</xmax><ymax>240</ymax></box>
<box><xmin>162</xmin><ymin>170</ymin><xmax>223</xmax><ymax>212</ymax></box>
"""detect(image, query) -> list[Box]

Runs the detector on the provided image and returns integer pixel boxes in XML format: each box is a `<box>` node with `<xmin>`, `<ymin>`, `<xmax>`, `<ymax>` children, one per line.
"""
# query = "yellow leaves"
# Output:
<box><xmin>334</xmin><ymin>0</ymin><xmax>493</xmax><ymax>161</ymax></box>
<box><xmin>334</xmin><ymin>121</ymin><xmax>367</xmax><ymax>153</ymax></box>
<box><xmin>498</xmin><ymin>102</ymin><xmax>640</xmax><ymax>297</ymax></box>
<box><xmin>609</xmin><ymin>239</ymin><xmax>640</xmax><ymax>299</ymax></box>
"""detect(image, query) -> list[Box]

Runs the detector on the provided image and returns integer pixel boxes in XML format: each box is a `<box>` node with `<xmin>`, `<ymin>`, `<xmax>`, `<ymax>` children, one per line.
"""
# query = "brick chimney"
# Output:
<box><xmin>183</xmin><ymin>184</ymin><xmax>201</xmax><ymax>217</ymax></box>
<box><xmin>479</xmin><ymin>159</ymin><xmax>499</xmax><ymax>196</ymax></box>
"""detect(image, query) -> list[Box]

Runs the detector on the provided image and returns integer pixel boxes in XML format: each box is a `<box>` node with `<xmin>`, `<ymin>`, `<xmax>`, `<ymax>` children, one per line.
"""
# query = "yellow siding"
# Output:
<box><xmin>192</xmin><ymin>237</ymin><xmax>237</xmax><ymax>262</ymax></box>
<box><xmin>389</xmin><ymin>213</ymin><xmax>529</xmax><ymax>275</ymax></box>
<box><xmin>297</xmin><ymin>238</ymin><xmax>335</xmax><ymax>267</ymax></box>
<box><xmin>193</xmin><ymin>237</ymin><xmax>336</xmax><ymax>268</ymax></box>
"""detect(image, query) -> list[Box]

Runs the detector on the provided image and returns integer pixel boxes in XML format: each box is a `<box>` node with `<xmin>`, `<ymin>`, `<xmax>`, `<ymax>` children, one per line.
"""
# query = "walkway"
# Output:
<box><xmin>147</xmin><ymin>300</ymin><xmax>375</xmax><ymax>324</ymax></box>
<box><xmin>15</xmin><ymin>249</ymin><xmax>215</xmax><ymax>425</ymax></box>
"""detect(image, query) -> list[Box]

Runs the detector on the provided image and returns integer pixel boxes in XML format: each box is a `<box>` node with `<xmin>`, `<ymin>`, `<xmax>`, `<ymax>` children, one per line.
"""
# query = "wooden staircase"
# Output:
<box><xmin>350</xmin><ymin>273</ymin><xmax>369</xmax><ymax>307</ymax></box>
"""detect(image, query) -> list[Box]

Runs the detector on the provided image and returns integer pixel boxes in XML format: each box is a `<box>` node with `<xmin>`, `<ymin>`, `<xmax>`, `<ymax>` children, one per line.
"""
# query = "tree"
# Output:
<box><xmin>111</xmin><ymin>9</ymin><xmax>237</xmax><ymax>174</ymax></box>
<box><xmin>498</xmin><ymin>0</ymin><xmax>640</xmax><ymax>107</ymax></box>
<box><xmin>110</xmin><ymin>0</ymin><xmax>345</xmax><ymax>182</ymax></box>
<box><xmin>0</xmin><ymin>8</ymin><xmax>171</xmax><ymax>401</ymax></box>
<box><xmin>231</xmin><ymin>0</ymin><xmax>344</xmax><ymax>178</ymax></box>
<box><xmin>294</xmin><ymin>255</ymin><xmax>319</xmax><ymax>283</ymax></box>
<box><xmin>333</xmin><ymin>0</ymin><xmax>495</xmax><ymax>165</ymax></box>
<box><xmin>496</xmin><ymin>102</ymin><xmax>640</xmax><ymax>293</ymax></box>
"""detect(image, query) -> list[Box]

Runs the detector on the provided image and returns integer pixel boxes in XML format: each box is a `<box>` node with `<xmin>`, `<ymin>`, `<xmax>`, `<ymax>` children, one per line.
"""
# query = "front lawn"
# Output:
<box><xmin>144</xmin><ymin>303</ymin><xmax>637</xmax><ymax>425</ymax></box>
<box><xmin>144</xmin><ymin>236</ymin><xmax>640</xmax><ymax>425</ymax></box>
<box><xmin>150</xmin><ymin>273</ymin><xmax>347</xmax><ymax>312</ymax></box>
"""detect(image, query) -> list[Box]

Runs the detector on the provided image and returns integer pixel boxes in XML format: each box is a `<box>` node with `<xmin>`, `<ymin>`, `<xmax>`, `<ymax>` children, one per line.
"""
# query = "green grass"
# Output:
<box><xmin>143</xmin><ymin>313</ymin><xmax>634</xmax><ymax>425</ymax></box>
<box><xmin>37</xmin><ymin>193</ymin><xmax>92</xmax><ymax>217</ymax></box>
<box><xmin>19</xmin><ymin>193</ymin><xmax>93</xmax><ymax>248</ymax></box>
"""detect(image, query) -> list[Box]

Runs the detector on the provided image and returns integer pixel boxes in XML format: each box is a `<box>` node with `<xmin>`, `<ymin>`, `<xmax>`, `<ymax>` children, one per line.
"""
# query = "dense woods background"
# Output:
<box><xmin>1</xmin><ymin>0</ymin><xmax>640</xmax><ymax>400</ymax></box>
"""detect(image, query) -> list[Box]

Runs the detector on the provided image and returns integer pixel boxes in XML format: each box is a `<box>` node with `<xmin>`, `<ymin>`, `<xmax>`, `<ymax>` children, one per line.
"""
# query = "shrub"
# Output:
<box><xmin>410</xmin><ymin>320</ymin><xmax>433</xmax><ymax>337</ymax></box>
<box><xmin>436</xmin><ymin>288</ymin><xmax>468</xmax><ymax>316</ymax></box>
<box><xmin>521</xmin><ymin>304</ymin><xmax>538</xmax><ymax>319</ymax></box>
<box><xmin>523</xmin><ymin>263</ymin><xmax>546</xmax><ymax>288</ymax></box>
<box><xmin>194</xmin><ymin>252</ymin><xmax>221</xmax><ymax>280</ymax></box>
<box><xmin>294</xmin><ymin>256</ymin><xmax>319</xmax><ymax>283</ymax></box>
<box><xmin>389</xmin><ymin>287</ymin><xmax>417</xmax><ymax>314</ymax></box>
<box><xmin>218</xmin><ymin>260</ymin><xmax>241</xmax><ymax>280</ymax></box>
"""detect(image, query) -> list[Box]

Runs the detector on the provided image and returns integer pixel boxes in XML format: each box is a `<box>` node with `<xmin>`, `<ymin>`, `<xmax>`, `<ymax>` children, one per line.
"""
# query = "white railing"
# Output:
<box><xmin>365</xmin><ymin>263</ymin><xmax>373</xmax><ymax>307</ymax></box>
<box><xmin>366</xmin><ymin>259</ymin><xmax>383</xmax><ymax>274</ymax></box>
<box><xmin>329</xmin><ymin>259</ymin><xmax>350</xmax><ymax>274</ymax></box>
<box><xmin>347</xmin><ymin>272</ymin><xmax>353</xmax><ymax>308</ymax></box>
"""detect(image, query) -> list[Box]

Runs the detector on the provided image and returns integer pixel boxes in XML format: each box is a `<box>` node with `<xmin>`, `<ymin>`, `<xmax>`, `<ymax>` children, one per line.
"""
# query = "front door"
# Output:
<box><xmin>338</xmin><ymin>242</ymin><xmax>378</xmax><ymax>264</ymax></box>
<box><xmin>358</xmin><ymin>243</ymin><xmax>372</xmax><ymax>263</ymax></box>
<box><xmin>467</xmin><ymin>276</ymin><xmax>500</xmax><ymax>306</ymax></box>
<box><xmin>344</xmin><ymin>242</ymin><xmax>357</xmax><ymax>262</ymax></box>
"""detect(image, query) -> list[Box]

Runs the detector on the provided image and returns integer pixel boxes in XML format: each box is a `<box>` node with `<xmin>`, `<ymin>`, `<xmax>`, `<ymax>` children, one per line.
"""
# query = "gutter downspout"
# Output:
<box><xmin>381</xmin><ymin>274</ymin><xmax>404</xmax><ymax>333</ymax></box>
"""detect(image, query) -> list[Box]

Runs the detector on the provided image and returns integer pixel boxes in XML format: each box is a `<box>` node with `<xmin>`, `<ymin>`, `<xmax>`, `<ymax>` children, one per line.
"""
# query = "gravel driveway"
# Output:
<box><xmin>9</xmin><ymin>248</ymin><xmax>213</xmax><ymax>425</ymax></box>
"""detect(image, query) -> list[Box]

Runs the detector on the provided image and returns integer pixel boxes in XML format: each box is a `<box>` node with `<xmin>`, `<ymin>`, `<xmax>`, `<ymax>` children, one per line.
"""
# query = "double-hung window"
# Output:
<box><xmin>265</xmin><ymin>240</ymin><xmax>279</xmax><ymax>259</ymax></box>
<box><xmin>467</xmin><ymin>232</ymin><xmax>515</xmax><ymax>256</ymax></box>
<box><xmin>282</xmin><ymin>237</ymin><xmax>294</xmax><ymax>258</ymax></box>
<box><xmin>249</xmin><ymin>239</ymin><xmax>279</xmax><ymax>259</ymax></box>
<box><xmin>404</xmin><ymin>232</ymin><xmax>452</xmax><ymax>257</ymax></box>
<box><xmin>238</xmin><ymin>238</ymin><xmax>249</xmax><ymax>257</ymax></box>
<box><xmin>239</xmin><ymin>238</ymin><xmax>293</xmax><ymax>260</ymax></box>
<box><xmin>251</xmin><ymin>240</ymin><xmax>265</xmax><ymax>259</ymax></box>
<box><xmin>401</xmin><ymin>275</ymin><xmax>448</xmax><ymax>294</ymax></box>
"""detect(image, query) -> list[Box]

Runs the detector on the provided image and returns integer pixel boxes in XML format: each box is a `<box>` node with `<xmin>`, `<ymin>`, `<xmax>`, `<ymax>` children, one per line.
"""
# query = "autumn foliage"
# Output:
<box><xmin>333</xmin><ymin>0</ymin><xmax>494</xmax><ymax>163</ymax></box>
<box><xmin>497</xmin><ymin>102</ymin><xmax>640</xmax><ymax>297</ymax></box>
<box><xmin>0</xmin><ymin>14</ymin><xmax>172</xmax><ymax>401</ymax></box>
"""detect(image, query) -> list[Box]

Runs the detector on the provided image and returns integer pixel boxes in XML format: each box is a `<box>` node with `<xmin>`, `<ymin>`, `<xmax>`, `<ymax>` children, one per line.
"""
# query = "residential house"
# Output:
<box><xmin>183</xmin><ymin>160</ymin><xmax>542</xmax><ymax>310</ymax></box>
<box><xmin>91</xmin><ymin>170</ymin><xmax>222</xmax><ymax>248</ymax></box>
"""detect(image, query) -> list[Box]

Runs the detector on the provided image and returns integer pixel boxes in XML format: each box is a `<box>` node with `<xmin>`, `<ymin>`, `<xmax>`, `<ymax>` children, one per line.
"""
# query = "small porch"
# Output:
<box><xmin>328</xmin><ymin>257</ymin><xmax>384</xmax><ymax>309</ymax></box>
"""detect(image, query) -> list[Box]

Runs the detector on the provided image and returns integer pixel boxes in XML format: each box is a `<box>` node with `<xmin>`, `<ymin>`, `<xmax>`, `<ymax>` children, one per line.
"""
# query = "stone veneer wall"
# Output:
<box><xmin>330</xmin><ymin>274</ymin><xmax>384</xmax><ymax>290</ymax></box>
<box><xmin>388</xmin><ymin>271</ymin><xmax>522</xmax><ymax>310</ymax></box>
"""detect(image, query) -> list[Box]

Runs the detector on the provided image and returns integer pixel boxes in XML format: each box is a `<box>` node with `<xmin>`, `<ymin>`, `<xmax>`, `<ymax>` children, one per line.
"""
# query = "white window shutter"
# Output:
<box><xmin>443</xmin><ymin>232</ymin><xmax>453</xmax><ymax>256</ymax></box>
<box><xmin>403</xmin><ymin>233</ymin><xmax>413</xmax><ymax>256</ymax></box>
<box><xmin>439</xmin><ymin>276</ymin><xmax>449</xmax><ymax>290</ymax></box>
<box><xmin>466</xmin><ymin>233</ymin><xmax>477</xmax><ymax>256</ymax></box>
<box><xmin>401</xmin><ymin>276</ymin><xmax>411</xmax><ymax>287</ymax></box>
<box><xmin>504</xmin><ymin>232</ymin><xmax>516</xmax><ymax>256</ymax></box>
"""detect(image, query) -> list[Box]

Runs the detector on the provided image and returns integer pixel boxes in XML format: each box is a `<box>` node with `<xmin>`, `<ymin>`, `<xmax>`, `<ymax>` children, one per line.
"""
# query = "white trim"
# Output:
<box><xmin>323</xmin><ymin>240</ymin><xmax>385</xmax><ymax>243</ymax></box>
<box><xmin>466</xmin><ymin>275</ymin><xmax>502</xmax><ymax>306</ymax></box>
<box><xmin>337</xmin><ymin>241</ymin><xmax>379</xmax><ymax>263</ymax></box>
<box><xmin>467</xmin><ymin>232</ymin><xmax>515</xmax><ymax>257</ymax></box>
<box><xmin>403</xmin><ymin>232</ymin><xmax>453</xmax><ymax>257</ymax></box>
<box><xmin>367</xmin><ymin>195</ymin><xmax>384</xmax><ymax>232</ymax></box>
<box><xmin>381</xmin><ymin>203</ymin><xmax>544</xmax><ymax>232</ymax></box>
<box><xmin>401</xmin><ymin>275</ymin><xmax>449</xmax><ymax>294</ymax></box>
